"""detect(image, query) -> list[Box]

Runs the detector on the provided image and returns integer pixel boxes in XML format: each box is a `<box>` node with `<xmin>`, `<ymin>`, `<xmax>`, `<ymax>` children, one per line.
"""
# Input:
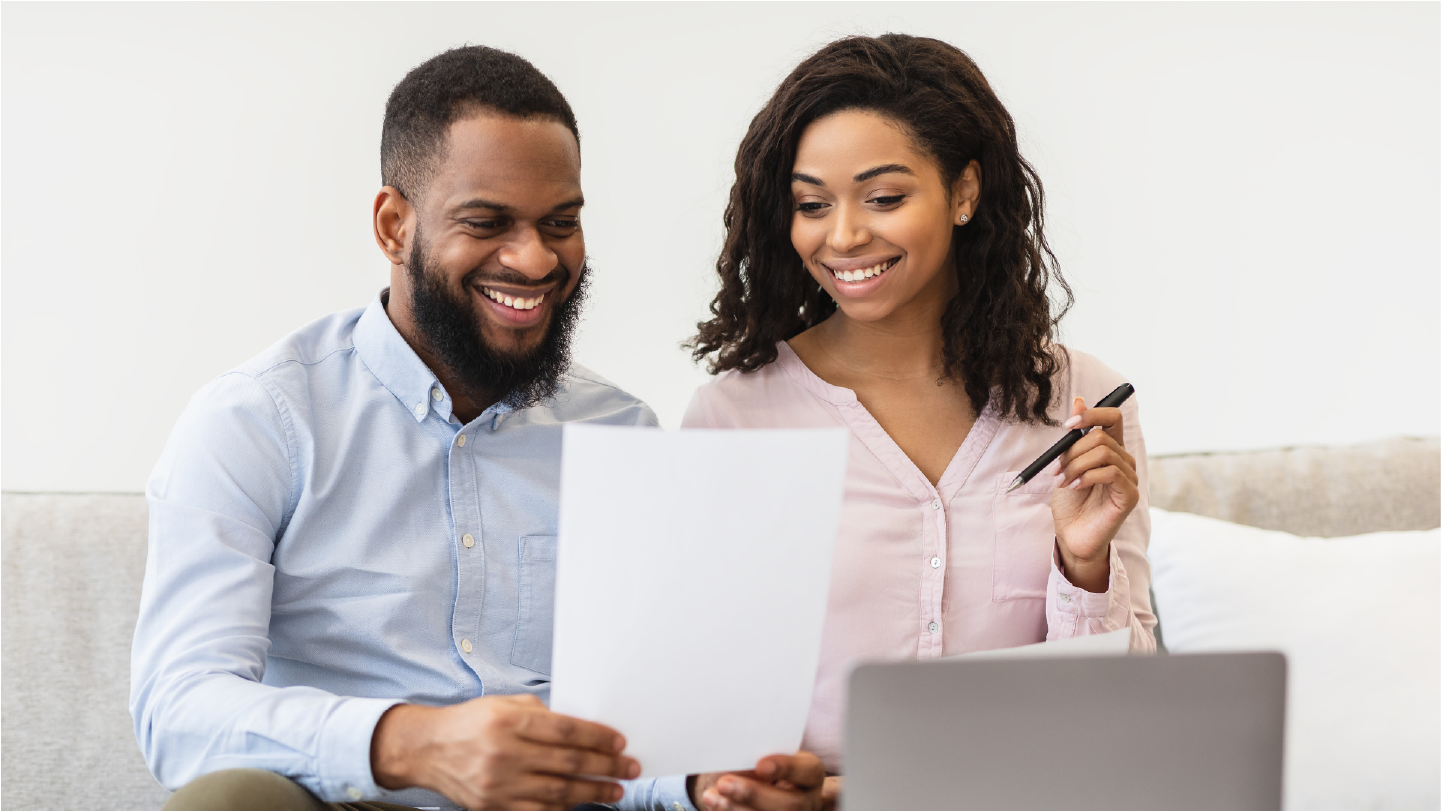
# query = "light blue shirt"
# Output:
<box><xmin>130</xmin><ymin>292</ymin><xmax>692</xmax><ymax>811</ymax></box>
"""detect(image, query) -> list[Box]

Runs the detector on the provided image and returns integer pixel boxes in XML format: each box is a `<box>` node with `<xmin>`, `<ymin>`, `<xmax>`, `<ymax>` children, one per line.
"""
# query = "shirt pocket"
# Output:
<box><xmin>992</xmin><ymin>471</ymin><xmax>1058</xmax><ymax>602</ymax></box>
<box><xmin>510</xmin><ymin>534</ymin><xmax>558</xmax><ymax>675</ymax></box>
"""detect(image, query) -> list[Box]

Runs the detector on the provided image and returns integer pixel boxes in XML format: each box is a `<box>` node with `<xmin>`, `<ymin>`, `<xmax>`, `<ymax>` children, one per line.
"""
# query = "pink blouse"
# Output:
<box><xmin>681</xmin><ymin>342</ymin><xmax>1157</xmax><ymax>772</ymax></box>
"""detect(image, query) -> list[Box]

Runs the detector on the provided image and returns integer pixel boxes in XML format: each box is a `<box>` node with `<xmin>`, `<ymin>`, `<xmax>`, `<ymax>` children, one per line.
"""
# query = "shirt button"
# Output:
<box><xmin>930</xmin><ymin>556</ymin><xmax>941</xmax><ymax>568</ymax></box>
<box><xmin>931</xmin><ymin>498</ymin><xmax>941</xmax><ymax>510</ymax></box>
<box><xmin>673</xmin><ymin>804</ymin><xmax>685</xmax><ymax>811</ymax></box>
<box><xmin>928</xmin><ymin>621</ymin><xmax>939</xmax><ymax>633</ymax></box>
<box><xmin>1060</xmin><ymin>593</ymin><xmax>1072</xmax><ymax>603</ymax></box>
<box><xmin>461</xmin><ymin>638</ymin><xmax>473</xmax><ymax>653</ymax></box>
<box><xmin>456</xmin><ymin>434</ymin><xmax>466</xmax><ymax>447</ymax></box>
<box><xmin>431</xmin><ymin>387</ymin><xmax>443</xmax><ymax>401</ymax></box>
<box><xmin>462</xmin><ymin>533</ymin><xmax>475</xmax><ymax>548</ymax></box>
<box><xmin>346</xmin><ymin>786</ymin><xmax>362</xmax><ymax>800</ymax></box>
<box><xmin>413</xmin><ymin>403</ymin><xmax>426</xmax><ymax>418</ymax></box>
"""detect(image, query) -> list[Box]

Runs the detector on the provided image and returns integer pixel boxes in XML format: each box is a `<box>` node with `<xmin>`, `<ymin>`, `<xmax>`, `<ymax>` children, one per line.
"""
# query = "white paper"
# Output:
<box><xmin>950</xmin><ymin>626</ymin><xmax>1133</xmax><ymax>660</ymax></box>
<box><xmin>550</xmin><ymin>425</ymin><xmax>849</xmax><ymax>778</ymax></box>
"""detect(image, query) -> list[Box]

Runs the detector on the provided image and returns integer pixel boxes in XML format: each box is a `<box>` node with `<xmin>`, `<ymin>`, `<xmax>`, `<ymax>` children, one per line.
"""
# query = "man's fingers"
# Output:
<box><xmin>512</xmin><ymin>706</ymin><xmax>626</xmax><ymax>754</ymax></box>
<box><xmin>512</xmin><ymin>773</ymin><xmax>625</xmax><ymax>807</ymax></box>
<box><xmin>753</xmin><ymin>752</ymin><xmax>825</xmax><ymax>789</ymax></box>
<box><xmin>714</xmin><ymin>775</ymin><xmax>813</xmax><ymax>811</ymax></box>
<box><xmin>519</xmin><ymin>739</ymin><xmax>640</xmax><ymax>780</ymax></box>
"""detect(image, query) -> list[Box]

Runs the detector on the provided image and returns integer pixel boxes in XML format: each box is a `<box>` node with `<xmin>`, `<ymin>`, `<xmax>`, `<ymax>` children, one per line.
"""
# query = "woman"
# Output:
<box><xmin>682</xmin><ymin>33</ymin><xmax>1156</xmax><ymax>811</ymax></box>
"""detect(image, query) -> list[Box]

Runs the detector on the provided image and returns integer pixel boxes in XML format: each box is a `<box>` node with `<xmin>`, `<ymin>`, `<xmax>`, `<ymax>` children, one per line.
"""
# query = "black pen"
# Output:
<box><xmin>1005</xmin><ymin>383</ymin><xmax>1135</xmax><ymax>493</ymax></box>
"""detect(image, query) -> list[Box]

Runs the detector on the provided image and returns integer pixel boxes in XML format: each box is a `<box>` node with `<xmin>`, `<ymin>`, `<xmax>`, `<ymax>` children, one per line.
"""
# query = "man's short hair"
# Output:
<box><xmin>381</xmin><ymin>45</ymin><xmax>580</xmax><ymax>202</ymax></box>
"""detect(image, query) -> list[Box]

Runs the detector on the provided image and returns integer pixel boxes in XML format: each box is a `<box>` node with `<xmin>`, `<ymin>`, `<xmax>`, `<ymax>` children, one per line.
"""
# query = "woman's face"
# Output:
<box><xmin>790</xmin><ymin>109</ymin><xmax>978</xmax><ymax>325</ymax></box>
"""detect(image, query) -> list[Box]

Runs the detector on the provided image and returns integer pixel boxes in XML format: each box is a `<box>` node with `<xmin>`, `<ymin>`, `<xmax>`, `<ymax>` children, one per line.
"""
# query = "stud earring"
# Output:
<box><xmin>959</xmin><ymin>214</ymin><xmax>969</xmax><ymax>223</ymax></box>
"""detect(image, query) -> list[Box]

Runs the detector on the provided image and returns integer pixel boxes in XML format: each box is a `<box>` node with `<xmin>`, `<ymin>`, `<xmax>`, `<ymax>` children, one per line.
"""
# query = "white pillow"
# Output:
<box><xmin>1148</xmin><ymin>508</ymin><xmax>1439</xmax><ymax>811</ymax></box>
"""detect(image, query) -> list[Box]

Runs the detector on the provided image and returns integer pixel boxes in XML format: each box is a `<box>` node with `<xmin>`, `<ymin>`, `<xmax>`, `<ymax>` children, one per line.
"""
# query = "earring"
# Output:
<box><xmin>959</xmin><ymin>214</ymin><xmax>969</xmax><ymax>223</ymax></box>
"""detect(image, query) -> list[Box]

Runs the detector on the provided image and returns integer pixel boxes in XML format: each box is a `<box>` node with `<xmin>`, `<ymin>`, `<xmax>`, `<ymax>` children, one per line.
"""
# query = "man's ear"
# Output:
<box><xmin>374</xmin><ymin>187</ymin><xmax>414</xmax><ymax>265</ymax></box>
<box><xmin>951</xmin><ymin>160</ymin><xmax>982</xmax><ymax>226</ymax></box>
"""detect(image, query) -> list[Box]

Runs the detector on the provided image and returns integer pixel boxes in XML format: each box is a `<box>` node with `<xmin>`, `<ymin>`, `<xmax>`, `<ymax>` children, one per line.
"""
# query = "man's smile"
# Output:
<box><xmin>480</xmin><ymin>285</ymin><xmax>548</xmax><ymax>311</ymax></box>
<box><xmin>470</xmin><ymin>279</ymin><xmax>559</xmax><ymax>327</ymax></box>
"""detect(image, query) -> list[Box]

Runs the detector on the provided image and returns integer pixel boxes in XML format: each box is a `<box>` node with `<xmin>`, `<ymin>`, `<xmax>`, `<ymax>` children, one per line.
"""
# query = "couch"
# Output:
<box><xmin>4</xmin><ymin>436</ymin><xmax>1437</xmax><ymax>810</ymax></box>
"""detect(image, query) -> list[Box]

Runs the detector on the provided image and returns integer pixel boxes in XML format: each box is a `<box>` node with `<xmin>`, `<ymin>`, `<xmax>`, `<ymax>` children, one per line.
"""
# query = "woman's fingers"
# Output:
<box><xmin>1061</xmin><ymin>396</ymin><xmax>1126</xmax><ymax>448</ymax></box>
<box><xmin>1063</xmin><ymin>464</ymin><xmax>1140</xmax><ymax>507</ymax></box>
<box><xmin>1058</xmin><ymin>442</ymin><xmax>1137</xmax><ymax>490</ymax></box>
<box><xmin>1057</xmin><ymin>428</ymin><xmax>1135</xmax><ymax>485</ymax></box>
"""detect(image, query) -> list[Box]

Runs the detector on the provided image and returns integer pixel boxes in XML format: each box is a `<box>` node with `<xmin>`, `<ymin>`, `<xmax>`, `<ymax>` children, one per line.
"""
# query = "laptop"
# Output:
<box><xmin>845</xmin><ymin>651</ymin><xmax>1286</xmax><ymax>811</ymax></box>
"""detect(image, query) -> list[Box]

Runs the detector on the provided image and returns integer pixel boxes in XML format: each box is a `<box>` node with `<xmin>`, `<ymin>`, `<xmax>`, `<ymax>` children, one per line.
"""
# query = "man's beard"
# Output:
<box><xmin>406</xmin><ymin>233</ymin><xmax>588</xmax><ymax>411</ymax></box>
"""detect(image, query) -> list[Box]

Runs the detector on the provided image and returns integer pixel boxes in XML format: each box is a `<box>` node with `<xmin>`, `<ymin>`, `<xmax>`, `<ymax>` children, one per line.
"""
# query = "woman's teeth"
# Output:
<box><xmin>833</xmin><ymin>258</ymin><xmax>897</xmax><ymax>283</ymax></box>
<box><xmin>482</xmin><ymin>287</ymin><xmax>546</xmax><ymax>310</ymax></box>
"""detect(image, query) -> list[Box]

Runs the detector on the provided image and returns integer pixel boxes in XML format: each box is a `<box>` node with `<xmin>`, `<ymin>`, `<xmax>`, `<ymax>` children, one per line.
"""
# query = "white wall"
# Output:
<box><xmin>4</xmin><ymin>2</ymin><xmax>1437</xmax><ymax>493</ymax></box>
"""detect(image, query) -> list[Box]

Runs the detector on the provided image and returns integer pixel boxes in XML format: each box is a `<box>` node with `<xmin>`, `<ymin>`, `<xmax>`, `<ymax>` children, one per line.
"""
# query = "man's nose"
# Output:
<box><xmin>497</xmin><ymin>227</ymin><xmax>559</xmax><ymax>281</ymax></box>
<box><xmin>827</xmin><ymin>203</ymin><xmax>871</xmax><ymax>254</ymax></box>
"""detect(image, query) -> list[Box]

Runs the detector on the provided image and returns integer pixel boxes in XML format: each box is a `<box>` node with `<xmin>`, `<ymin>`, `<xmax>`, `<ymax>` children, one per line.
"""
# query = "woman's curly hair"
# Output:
<box><xmin>688</xmin><ymin>34</ymin><xmax>1072</xmax><ymax>424</ymax></box>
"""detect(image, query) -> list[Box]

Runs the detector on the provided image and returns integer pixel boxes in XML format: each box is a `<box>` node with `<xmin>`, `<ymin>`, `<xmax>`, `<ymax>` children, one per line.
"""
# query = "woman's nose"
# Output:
<box><xmin>827</xmin><ymin>203</ymin><xmax>871</xmax><ymax>254</ymax></box>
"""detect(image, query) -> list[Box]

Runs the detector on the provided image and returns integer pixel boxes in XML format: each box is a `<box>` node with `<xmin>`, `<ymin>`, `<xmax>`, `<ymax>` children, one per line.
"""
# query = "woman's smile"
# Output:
<box><xmin>821</xmin><ymin>256</ymin><xmax>901</xmax><ymax>298</ymax></box>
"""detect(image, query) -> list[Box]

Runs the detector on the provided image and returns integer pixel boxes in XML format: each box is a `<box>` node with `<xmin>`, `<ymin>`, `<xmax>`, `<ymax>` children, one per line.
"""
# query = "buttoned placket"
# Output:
<box><xmin>776</xmin><ymin>343</ymin><xmax>1001</xmax><ymax>664</ymax></box>
<box><xmin>835</xmin><ymin>399</ymin><xmax>954</xmax><ymax>660</ymax></box>
<box><xmin>920</xmin><ymin>491</ymin><xmax>949</xmax><ymax>658</ymax></box>
<box><xmin>437</xmin><ymin>389</ymin><xmax>487</xmax><ymax>685</ymax></box>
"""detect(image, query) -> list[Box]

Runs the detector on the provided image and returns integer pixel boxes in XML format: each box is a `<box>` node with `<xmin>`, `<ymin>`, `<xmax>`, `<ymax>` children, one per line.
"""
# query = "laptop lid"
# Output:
<box><xmin>846</xmin><ymin>651</ymin><xmax>1285</xmax><ymax>811</ymax></box>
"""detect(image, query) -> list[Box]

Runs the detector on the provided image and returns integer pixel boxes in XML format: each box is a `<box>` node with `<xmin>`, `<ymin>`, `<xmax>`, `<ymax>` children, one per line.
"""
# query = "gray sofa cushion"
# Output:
<box><xmin>2</xmin><ymin>493</ymin><xmax>169</xmax><ymax>810</ymax></box>
<box><xmin>1149</xmin><ymin>436</ymin><xmax>1440</xmax><ymax>538</ymax></box>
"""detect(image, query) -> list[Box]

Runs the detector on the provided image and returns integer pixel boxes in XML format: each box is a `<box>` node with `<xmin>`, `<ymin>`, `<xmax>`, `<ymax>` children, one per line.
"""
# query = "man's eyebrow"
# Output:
<box><xmin>791</xmin><ymin>172</ymin><xmax>824</xmax><ymax>186</ymax></box>
<box><xmin>854</xmin><ymin>164</ymin><xmax>914</xmax><ymax>182</ymax></box>
<box><xmin>452</xmin><ymin>197</ymin><xmax>585</xmax><ymax>213</ymax></box>
<box><xmin>454</xmin><ymin>198</ymin><xmax>512</xmax><ymax>212</ymax></box>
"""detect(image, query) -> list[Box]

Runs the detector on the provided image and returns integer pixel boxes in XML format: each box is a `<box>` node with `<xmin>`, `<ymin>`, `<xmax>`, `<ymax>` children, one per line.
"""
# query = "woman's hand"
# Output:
<box><xmin>689</xmin><ymin>752</ymin><xmax>826</xmax><ymax>811</ymax></box>
<box><xmin>1050</xmin><ymin>396</ymin><xmax>1139</xmax><ymax>593</ymax></box>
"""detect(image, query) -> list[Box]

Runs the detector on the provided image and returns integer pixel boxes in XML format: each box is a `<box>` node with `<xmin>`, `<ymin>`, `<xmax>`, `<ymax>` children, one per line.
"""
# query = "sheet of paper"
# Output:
<box><xmin>950</xmin><ymin>626</ymin><xmax>1133</xmax><ymax>660</ymax></box>
<box><xmin>550</xmin><ymin>425</ymin><xmax>849</xmax><ymax>778</ymax></box>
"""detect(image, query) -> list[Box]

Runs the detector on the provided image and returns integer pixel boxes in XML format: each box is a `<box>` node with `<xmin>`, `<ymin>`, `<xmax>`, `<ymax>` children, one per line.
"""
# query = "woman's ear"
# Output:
<box><xmin>373</xmin><ymin>187</ymin><xmax>415</xmax><ymax>265</ymax></box>
<box><xmin>952</xmin><ymin>160</ymin><xmax>982</xmax><ymax>226</ymax></box>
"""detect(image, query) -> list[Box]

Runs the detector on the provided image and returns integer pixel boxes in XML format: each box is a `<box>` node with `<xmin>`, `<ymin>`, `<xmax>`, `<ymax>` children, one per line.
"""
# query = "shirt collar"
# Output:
<box><xmin>353</xmin><ymin>289</ymin><xmax>455</xmax><ymax>424</ymax></box>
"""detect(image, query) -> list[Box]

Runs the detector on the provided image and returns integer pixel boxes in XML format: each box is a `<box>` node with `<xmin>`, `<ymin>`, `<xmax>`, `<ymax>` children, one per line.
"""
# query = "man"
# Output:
<box><xmin>130</xmin><ymin>46</ymin><xmax>822</xmax><ymax>811</ymax></box>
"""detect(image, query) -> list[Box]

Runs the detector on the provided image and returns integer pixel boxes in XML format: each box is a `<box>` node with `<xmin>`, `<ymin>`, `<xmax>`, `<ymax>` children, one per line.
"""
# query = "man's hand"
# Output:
<box><xmin>689</xmin><ymin>752</ymin><xmax>826</xmax><ymax>811</ymax></box>
<box><xmin>371</xmin><ymin>695</ymin><xmax>640</xmax><ymax>811</ymax></box>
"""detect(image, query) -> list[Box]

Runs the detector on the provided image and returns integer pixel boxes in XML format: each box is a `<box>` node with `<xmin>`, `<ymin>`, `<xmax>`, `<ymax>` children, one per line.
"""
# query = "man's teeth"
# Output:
<box><xmin>834</xmin><ymin>259</ymin><xmax>896</xmax><ymax>282</ymax></box>
<box><xmin>482</xmin><ymin>288</ymin><xmax>546</xmax><ymax>310</ymax></box>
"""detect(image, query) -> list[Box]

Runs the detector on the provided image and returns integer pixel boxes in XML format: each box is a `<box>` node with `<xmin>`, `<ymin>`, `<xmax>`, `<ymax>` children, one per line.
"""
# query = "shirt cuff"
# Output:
<box><xmin>1046</xmin><ymin>542</ymin><xmax>1131</xmax><ymax>639</ymax></box>
<box><xmin>314</xmin><ymin>696</ymin><xmax>405</xmax><ymax>802</ymax></box>
<box><xmin>616</xmin><ymin>774</ymin><xmax>699</xmax><ymax>811</ymax></box>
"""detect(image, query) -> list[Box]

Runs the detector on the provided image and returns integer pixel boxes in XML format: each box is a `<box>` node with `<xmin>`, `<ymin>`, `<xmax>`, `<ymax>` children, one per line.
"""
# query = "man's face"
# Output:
<box><xmin>400</xmin><ymin>114</ymin><xmax>587</xmax><ymax>407</ymax></box>
<box><xmin>413</xmin><ymin>114</ymin><xmax>585</xmax><ymax>353</ymax></box>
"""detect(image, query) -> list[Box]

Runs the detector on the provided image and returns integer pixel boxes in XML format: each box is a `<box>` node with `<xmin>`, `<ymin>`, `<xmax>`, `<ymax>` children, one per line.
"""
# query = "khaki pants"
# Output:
<box><xmin>162</xmin><ymin>769</ymin><xmax>423</xmax><ymax>811</ymax></box>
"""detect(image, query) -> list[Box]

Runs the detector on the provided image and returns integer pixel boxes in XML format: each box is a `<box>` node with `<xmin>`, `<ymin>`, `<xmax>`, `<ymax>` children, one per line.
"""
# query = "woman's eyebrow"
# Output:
<box><xmin>854</xmin><ymin>163</ymin><xmax>914</xmax><ymax>182</ymax></box>
<box><xmin>791</xmin><ymin>172</ymin><xmax>824</xmax><ymax>186</ymax></box>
